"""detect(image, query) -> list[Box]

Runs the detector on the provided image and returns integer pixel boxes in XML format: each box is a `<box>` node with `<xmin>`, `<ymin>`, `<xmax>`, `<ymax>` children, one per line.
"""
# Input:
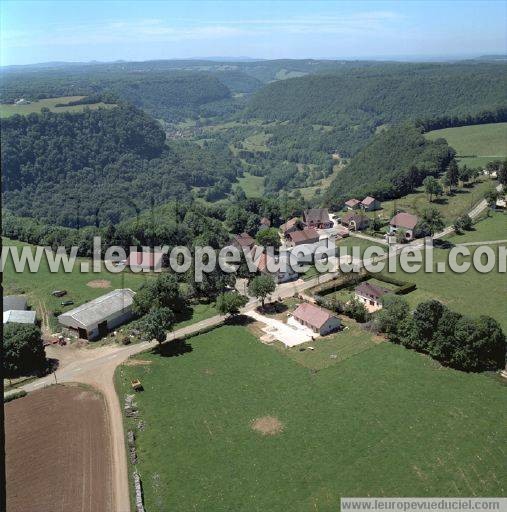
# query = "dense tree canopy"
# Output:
<box><xmin>2</xmin><ymin>323</ymin><xmax>47</xmax><ymax>377</ymax></box>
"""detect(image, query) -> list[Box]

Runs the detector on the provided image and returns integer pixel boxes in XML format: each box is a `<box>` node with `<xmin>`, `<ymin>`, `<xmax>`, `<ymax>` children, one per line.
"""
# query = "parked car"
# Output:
<box><xmin>52</xmin><ymin>290</ymin><xmax>67</xmax><ymax>297</ymax></box>
<box><xmin>60</xmin><ymin>300</ymin><xmax>74</xmax><ymax>306</ymax></box>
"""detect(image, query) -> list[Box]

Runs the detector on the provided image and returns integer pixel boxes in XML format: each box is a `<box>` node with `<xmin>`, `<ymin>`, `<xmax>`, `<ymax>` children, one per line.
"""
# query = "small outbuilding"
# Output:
<box><xmin>344</xmin><ymin>199</ymin><xmax>361</xmax><ymax>210</ymax></box>
<box><xmin>3</xmin><ymin>310</ymin><xmax>36</xmax><ymax>325</ymax></box>
<box><xmin>58</xmin><ymin>289</ymin><xmax>136</xmax><ymax>340</ymax></box>
<box><xmin>291</xmin><ymin>303</ymin><xmax>340</xmax><ymax>335</ymax></box>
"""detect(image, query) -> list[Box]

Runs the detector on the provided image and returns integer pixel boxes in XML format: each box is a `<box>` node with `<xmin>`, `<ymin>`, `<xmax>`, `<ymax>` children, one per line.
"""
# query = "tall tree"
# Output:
<box><xmin>142</xmin><ymin>307</ymin><xmax>175</xmax><ymax>344</ymax></box>
<box><xmin>248</xmin><ymin>275</ymin><xmax>276</xmax><ymax>308</ymax></box>
<box><xmin>446</xmin><ymin>160</ymin><xmax>460</xmax><ymax>192</ymax></box>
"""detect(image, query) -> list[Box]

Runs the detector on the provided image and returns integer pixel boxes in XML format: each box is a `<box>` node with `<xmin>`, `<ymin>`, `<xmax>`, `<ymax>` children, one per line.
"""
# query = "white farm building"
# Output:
<box><xmin>58</xmin><ymin>289</ymin><xmax>135</xmax><ymax>340</ymax></box>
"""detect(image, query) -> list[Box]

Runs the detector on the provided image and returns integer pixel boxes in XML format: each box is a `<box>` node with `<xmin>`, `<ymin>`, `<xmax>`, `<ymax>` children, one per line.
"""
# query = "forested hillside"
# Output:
<box><xmin>324</xmin><ymin>124</ymin><xmax>455</xmax><ymax>207</ymax></box>
<box><xmin>247</xmin><ymin>64</ymin><xmax>507</xmax><ymax>123</ymax></box>
<box><xmin>0</xmin><ymin>70</ymin><xmax>232</xmax><ymax>121</ymax></box>
<box><xmin>1</xmin><ymin>106</ymin><xmax>239</xmax><ymax>226</ymax></box>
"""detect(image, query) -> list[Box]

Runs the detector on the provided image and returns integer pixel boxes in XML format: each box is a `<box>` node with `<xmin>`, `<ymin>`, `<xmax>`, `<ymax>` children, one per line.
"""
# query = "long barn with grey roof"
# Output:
<box><xmin>58</xmin><ymin>289</ymin><xmax>136</xmax><ymax>340</ymax></box>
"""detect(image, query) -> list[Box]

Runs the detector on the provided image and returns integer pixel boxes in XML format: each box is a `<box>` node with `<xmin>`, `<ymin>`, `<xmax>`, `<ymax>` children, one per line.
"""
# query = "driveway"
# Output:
<box><xmin>246</xmin><ymin>310</ymin><xmax>314</xmax><ymax>347</ymax></box>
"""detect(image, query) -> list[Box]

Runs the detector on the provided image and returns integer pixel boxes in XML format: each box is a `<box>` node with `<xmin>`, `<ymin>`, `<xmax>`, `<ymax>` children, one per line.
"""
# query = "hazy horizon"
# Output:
<box><xmin>1</xmin><ymin>0</ymin><xmax>506</xmax><ymax>66</ymax></box>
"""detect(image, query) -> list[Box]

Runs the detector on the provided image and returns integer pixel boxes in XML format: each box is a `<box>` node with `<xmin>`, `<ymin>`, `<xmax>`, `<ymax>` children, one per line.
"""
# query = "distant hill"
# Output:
<box><xmin>246</xmin><ymin>63</ymin><xmax>507</xmax><ymax>125</ymax></box>
<box><xmin>323</xmin><ymin>124</ymin><xmax>455</xmax><ymax>207</ymax></box>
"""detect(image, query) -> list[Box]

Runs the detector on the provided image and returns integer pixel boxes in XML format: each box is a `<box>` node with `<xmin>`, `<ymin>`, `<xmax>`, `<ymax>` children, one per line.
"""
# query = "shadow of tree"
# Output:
<box><xmin>225</xmin><ymin>314</ymin><xmax>255</xmax><ymax>326</ymax></box>
<box><xmin>153</xmin><ymin>340</ymin><xmax>193</xmax><ymax>358</ymax></box>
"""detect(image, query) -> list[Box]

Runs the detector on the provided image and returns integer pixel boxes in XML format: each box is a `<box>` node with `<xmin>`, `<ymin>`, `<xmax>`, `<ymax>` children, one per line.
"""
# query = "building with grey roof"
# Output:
<box><xmin>58</xmin><ymin>289</ymin><xmax>136</xmax><ymax>340</ymax></box>
<box><xmin>3</xmin><ymin>310</ymin><xmax>37</xmax><ymax>325</ymax></box>
<box><xmin>3</xmin><ymin>296</ymin><xmax>27</xmax><ymax>313</ymax></box>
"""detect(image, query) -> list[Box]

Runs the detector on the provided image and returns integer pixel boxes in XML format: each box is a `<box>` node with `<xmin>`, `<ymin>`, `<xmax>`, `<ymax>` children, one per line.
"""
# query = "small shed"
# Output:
<box><xmin>3</xmin><ymin>310</ymin><xmax>36</xmax><ymax>325</ymax></box>
<box><xmin>344</xmin><ymin>199</ymin><xmax>361</xmax><ymax>210</ymax></box>
<box><xmin>58</xmin><ymin>289</ymin><xmax>136</xmax><ymax>340</ymax></box>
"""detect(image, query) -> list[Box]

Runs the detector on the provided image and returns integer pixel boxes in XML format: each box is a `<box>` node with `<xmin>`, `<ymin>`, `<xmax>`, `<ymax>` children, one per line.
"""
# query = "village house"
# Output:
<box><xmin>127</xmin><ymin>250</ymin><xmax>164</xmax><ymax>271</ymax></box>
<box><xmin>280</xmin><ymin>217</ymin><xmax>301</xmax><ymax>238</ymax></box>
<box><xmin>231</xmin><ymin>232</ymin><xmax>256</xmax><ymax>251</ymax></box>
<box><xmin>290</xmin><ymin>302</ymin><xmax>341</xmax><ymax>335</ymax></box>
<box><xmin>355</xmin><ymin>281</ymin><xmax>391</xmax><ymax>310</ymax></box>
<box><xmin>341</xmin><ymin>211</ymin><xmax>370</xmax><ymax>231</ymax></box>
<box><xmin>344</xmin><ymin>198</ymin><xmax>361</xmax><ymax>210</ymax></box>
<box><xmin>303</xmin><ymin>208</ymin><xmax>333</xmax><ymax>229</ymax></box>
<box><xmin>360</xmin><ymin>196</ymin><xmax>381</xmax><ymax>211</ymax></box>
<box><xmin>287</xmin><ymin>227</ymin><xmax>320</xmax><ymax>246</ymax></box>
<box><xmin>58</xmin><ymin>289</ymin><xmax>136</xmax><ymax>340</ymax></box>
<box><xmin>389</xmin><ymin>212</ymin><xmax>419</xmax><ymax>241</ymax></box>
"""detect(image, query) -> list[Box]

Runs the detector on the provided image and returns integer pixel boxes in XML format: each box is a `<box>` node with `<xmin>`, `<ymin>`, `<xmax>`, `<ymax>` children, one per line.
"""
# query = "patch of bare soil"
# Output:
<box><xmin>5</xmin><ymin>385</ymin><xmax>112</xmax><ymax>512</ymax></box>
<box><xmin>251</xmin><ymin>416</ymin><xmax>284</xmax><ymax>436</ymax></box>
<box><xmin>87</xmin><ymin>279</ymin><xmax>111</xmax><ymax>288</ymax></box>
<box><xmin>124</xmin><ymin>358</ymin><xmax>152</xmax><ymax>367</ymax></box>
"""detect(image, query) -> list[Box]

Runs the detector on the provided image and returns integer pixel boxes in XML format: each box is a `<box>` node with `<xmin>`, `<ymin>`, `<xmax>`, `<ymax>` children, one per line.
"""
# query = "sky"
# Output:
<box><xmin>1</xmin><ymin>1</ymin><xmax>506</xmax><ymax>66</ymax></box>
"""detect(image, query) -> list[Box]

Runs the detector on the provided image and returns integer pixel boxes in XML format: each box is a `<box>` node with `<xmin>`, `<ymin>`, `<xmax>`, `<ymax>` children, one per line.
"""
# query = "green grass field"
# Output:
<box><xmin>426</xmin><ymin>122</ymin><xmax>507</xmax><ymax>168</ymax></box>
<box><xmin>237</xmin><ymin>172</ymin><xmax>265</xmax><ymax>197</ymax></box>
<box><xmin>378</xmin><ymin>177</ymin><xmax>494</xmax><ymax>225</ymax></box>
<box><xmin>116</xmin><ymin>325</ymin><xmax>507</xmax><ymax>511</ymax></box>
<box><xmin>0</xmin><ymin>96</ymin><xmax>115</xmax><ymax>118</ymax></box>
<box><xmin>2</xmin><ymin>238</ymin><xmax>216</xmax><ymax>332</ymax></box>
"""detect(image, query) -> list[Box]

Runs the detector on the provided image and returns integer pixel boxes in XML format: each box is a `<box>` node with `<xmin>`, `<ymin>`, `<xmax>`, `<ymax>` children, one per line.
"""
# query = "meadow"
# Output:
<box><xmin>425</xmin><ymin>122</ymin><xmax>507</xmax><ymax>168</ymax></box>
<box><xmin>0</xmin><ymin>96</ymin><xmax>115</xmax><ymax>118</ymax></box>
<box><xmin>236</xmin><ymin>172</ymin><xmax>265</xmax><ymax>198</ymax></box>
<box><xmin>116</xmin><ymin>325</ymin><xmax>507</xmax><ymax>512</ymax></box>
<box><xmin>377</xmin><ymin>177</ymin><xmax>495</xmax><ymax>225</ymax></box>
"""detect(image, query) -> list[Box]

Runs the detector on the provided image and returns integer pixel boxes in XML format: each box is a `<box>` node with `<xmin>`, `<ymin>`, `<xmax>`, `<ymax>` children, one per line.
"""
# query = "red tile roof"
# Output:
<box><xmin>288</xmin><ymin>227</ymin><xmax>319</xmax><ymax>245</ymax></box>
<box><xmin>355</xmin><ymin>281</ymin><xmax>390</xmax><ymax>300</ymax></box>
<box><xmin>345</xmin><ymin>198</ymin><xmax>360</xmax><ymax>208</ymax></box>
<box><xmin>232</xmin><ymin>232</ymin><xmax>255</xmax><ymax>247</ymax></box>
<box><xmin>292</xmin><ymin>303</ymin><xmax>333</xmax><ymax>330</ymax></box>
<box><xmin>361</xmin><ymin>196</ymin><xmax>377</xmax><ymax>206</ymax></box>
<box><xmin>390</xmin><ymin>212</ymin><xmax>418</xmax><ymax>230</ymax></box>
<box><xmin>280</xmin><ymin>217</ymin><xmax>300</xmax><ymax>232</ymax></box>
